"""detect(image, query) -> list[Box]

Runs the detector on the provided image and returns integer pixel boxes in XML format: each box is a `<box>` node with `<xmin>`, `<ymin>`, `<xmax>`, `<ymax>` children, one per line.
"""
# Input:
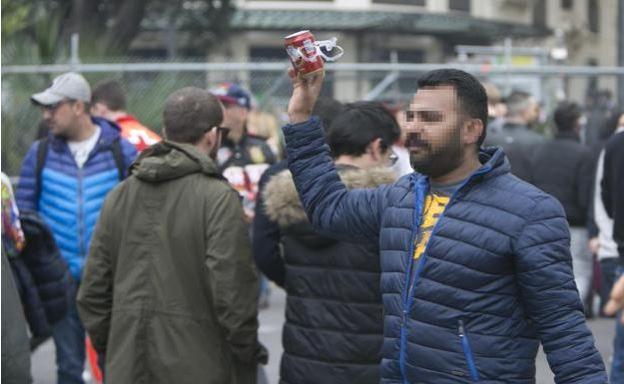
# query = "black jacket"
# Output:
<box><xmin>9</xmin><ymin>211</ymin><xmax>72</xmax><ymax>338</ymax></box>
<box><xmin>217</xmin><ymin>133</ymin><xmax>276</xmax><ymax>171</ymax></box>
<box><xmin>485</xmin><ymin>122</ymin><xmax>544</xmax><ymax>182</ymax></box>
<box><xmin>263</xmin><ymin>166</ymin><xmax>396</xmax><ymax>384</ymax></box>
<box><xmin>531</xmin><ymin>131</ymin><xmax>594</xmax><ymax>227</ymax></box>
<box><xmin>601</xmin><ymin>131</ymin><xmax>624</xmax><ymax>258</ymax></box>
<box><xmin>252</xmin><ymin>160</ymin><xmax>288</xmax><ymax>287</ymax></box>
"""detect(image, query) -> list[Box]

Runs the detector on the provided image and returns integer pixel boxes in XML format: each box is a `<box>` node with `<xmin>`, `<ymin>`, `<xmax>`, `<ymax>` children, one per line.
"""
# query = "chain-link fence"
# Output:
<box><xmin>2</xmin><ymin>58</ymin><xmax>623</xmax><ymax>176</ymax></box>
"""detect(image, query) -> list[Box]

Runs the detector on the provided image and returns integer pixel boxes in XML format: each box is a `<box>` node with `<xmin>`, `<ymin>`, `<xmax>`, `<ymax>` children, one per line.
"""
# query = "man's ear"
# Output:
<box><xmin>368</xmin><ymin>137</ymin><xmax>384</xmax><ymax>160</ymax></box>
<box><xmin>73</xmin><ymin>100</ymin><xmax>87</xmax><ymax>116</ymax></box>
<box><xmin>463</xmin><ymin>118</ymin><xmax>484</xmax><ymax>146</ymax></box>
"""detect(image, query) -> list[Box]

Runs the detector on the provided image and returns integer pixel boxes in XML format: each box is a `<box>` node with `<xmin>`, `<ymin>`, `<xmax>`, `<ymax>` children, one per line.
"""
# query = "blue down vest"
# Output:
<box><xmin>16</xmin><ymin>118</ymin><xmax>137</xmax><ymax>280</ymax></box>
<box><xmin>283</xmin><ymin>117</ymin><xmax>606</xmax><ymax>384</ymax></box>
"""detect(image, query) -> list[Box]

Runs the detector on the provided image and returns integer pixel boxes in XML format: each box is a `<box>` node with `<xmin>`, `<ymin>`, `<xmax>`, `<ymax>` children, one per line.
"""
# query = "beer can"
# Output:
<box><xmin>284</xmin><ymin>30</ymin><xmax>324</xmax><ymax>78</ymax></box>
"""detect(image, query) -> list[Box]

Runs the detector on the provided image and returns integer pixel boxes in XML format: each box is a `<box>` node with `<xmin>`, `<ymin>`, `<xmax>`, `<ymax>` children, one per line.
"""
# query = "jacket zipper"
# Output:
<box><xmin>458</xmin><ymin>320</ymin><xmax>480</xmax><ymax>382</ymax></box>
<box><xmin>398</xmin><ymin>165</ymin><xmax>492</xmax><ymax>382</ymax></box>
<box><xmin>77</xmin><ymin>139</ymin><xmax>106</xmax><ymax>262</ymax></box>
<box><xmin>77</xmin><ymin>168</ymin><xmax>84</xmax><ymax>257</ymax></box>
<box><xmin>399</xmin><ymin>176</ymin><xmax>425</xmax><ymax>383</ymax></box>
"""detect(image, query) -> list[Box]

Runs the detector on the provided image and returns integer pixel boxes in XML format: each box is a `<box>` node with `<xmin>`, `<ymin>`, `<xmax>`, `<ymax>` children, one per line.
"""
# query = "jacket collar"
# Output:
<box><xmin>411</xmin><ymin>146</ymin><xmax>509</xmax><ymax>186</ymax></box>
<box><xmin>554</xmin><ymin>130</ymin><xmax>580</xmax><ymax>142</ymax></box>
<box><xmin>47</xmin><ymin>117</ymin><xmax>122</xmax><ymax>152</ymax></box>
<box><xmin>478</xmin><ymin>146</ymin><xmax>510</xmax><ymax>179</ymax></box>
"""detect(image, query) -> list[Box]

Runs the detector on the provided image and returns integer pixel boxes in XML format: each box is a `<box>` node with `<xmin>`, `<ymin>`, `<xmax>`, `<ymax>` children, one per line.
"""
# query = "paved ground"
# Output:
<box><xmin>31</xmin><ymin>288</ymin><xmax>615</xmax><ymax>383</ymax></box>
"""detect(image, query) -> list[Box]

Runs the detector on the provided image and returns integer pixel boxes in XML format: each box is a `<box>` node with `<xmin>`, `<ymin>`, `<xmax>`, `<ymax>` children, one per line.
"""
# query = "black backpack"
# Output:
<box><xmin>34</xmin><ymin>137</ymin><xmax>126</xmax><ymax>203</ymax></box>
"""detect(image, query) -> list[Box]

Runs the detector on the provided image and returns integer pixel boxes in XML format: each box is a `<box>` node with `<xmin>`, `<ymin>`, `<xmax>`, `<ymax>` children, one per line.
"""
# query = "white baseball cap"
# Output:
<box><xmin>31</xmin><ymin>72</ymin><xmax>91</xmax><ymax>106</ymax></box>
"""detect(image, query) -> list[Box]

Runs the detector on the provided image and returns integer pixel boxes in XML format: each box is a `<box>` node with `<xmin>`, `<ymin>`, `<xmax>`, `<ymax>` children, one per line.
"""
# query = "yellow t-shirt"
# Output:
<box><xmin>413</xmin><ymin>193</ymin><xmax>450</xmax><ymax>260</ymax></box>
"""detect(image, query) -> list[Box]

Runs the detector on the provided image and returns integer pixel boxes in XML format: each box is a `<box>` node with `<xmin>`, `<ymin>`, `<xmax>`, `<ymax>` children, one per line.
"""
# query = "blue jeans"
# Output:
<box><xmin>53</xmin><ymin>282</ymin><xmax>85</xmax><ymax>384</ymax></box>
<box><xmin>612</xmin><ymin>266</ymin><xmax>624</xmax><ymax>383</ymax></box>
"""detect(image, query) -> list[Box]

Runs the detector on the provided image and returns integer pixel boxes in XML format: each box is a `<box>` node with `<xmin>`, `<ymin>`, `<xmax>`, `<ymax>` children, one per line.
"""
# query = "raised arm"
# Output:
<box><xmin>283</xmin><ymin>69</ymin><xmax>389</xmax><ymax>241</ymax></box>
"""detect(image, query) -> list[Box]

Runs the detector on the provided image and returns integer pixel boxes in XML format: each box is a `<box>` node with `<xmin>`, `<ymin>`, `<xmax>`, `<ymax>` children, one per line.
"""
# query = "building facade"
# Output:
<box><xmin>134</xmin><ymin>0</ymin><xmax>619</xmax><ymax>105</ymax></box>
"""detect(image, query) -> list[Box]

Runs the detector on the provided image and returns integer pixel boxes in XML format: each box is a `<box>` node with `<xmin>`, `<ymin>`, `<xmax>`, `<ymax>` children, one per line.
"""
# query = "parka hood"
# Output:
<box><xmin>264</xmin><ymin>166</ymin><xmax>397</xmax><ymax>246</ymax></box>
<box><xmin>131</xmin><ymin>141</ymin><xmax>222</xmax><ymax>183</ymax></box>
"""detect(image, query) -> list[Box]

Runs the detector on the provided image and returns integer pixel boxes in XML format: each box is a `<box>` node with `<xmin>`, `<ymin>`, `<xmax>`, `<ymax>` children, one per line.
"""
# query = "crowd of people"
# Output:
<box><xmin>1</xmin><ymin>68</ymin><xmax>623</xmax><ymax>384</ymax></box>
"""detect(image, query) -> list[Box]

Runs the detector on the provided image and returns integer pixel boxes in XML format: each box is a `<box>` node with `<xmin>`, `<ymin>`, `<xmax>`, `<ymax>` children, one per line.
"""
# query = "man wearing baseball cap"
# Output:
<box><xmin>209</xmin><ymin>83</ymin><xmax>276</xmax><ymax>218</ymax></box>
<box><xmin>16</xmin><ymin>72</ymin><xmax>137</xmax><ymax>383</ymax></box>
<box><xmin>210</xmin><ymin>83</ymin><xmax>277</xmax><ymax>310</ymax></box>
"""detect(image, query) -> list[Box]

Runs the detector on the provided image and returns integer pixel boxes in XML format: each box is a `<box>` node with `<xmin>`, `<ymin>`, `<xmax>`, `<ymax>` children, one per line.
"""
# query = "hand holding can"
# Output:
<box><xmin>284</xmin><ymin>30</ymin><xmax>344</xmax><ymax>79</ymax></box>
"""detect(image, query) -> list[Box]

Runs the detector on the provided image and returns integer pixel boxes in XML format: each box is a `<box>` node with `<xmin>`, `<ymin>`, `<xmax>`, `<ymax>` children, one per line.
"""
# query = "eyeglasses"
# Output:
<box><xmin>388</xmin><ymin>149</ymin><xmax>399</xmax><ymax>166</ymax></box>
<box><xmin>215</xmin><ymin>126</ymin><xmax>230</xmax><ymax>139</ymax></box>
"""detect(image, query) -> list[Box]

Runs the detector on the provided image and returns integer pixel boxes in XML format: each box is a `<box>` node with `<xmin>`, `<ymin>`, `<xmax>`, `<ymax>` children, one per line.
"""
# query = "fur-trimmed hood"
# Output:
<box><xmin>264</xmin><ymin>166</ymin><xmax>397</xmax><ymax>229</ymax></box>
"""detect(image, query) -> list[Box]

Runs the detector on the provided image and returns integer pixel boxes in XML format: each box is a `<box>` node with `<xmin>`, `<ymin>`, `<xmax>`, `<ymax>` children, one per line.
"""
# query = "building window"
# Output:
<box><xmin>373</xmin><ymin>0</ymin><xmax>425</xmax><ymax>5</ymax></box>
<box><xmin>533</xmin><ymin>0</ymin><xmax>547</xmax><ymax>28</ymax></box>
<box><xmin>561</xmin><ymin>0</ymin><xmax>573</xmax><ymax>9</ymax></box>
<box><xmin>448</xmin><ymin>0</ymin><xmax>470</xmax><ymax>12</ymax></box>
<box><xmin>588</xmin><ymin>0</ymin><xmax>599</xmax><ymax>33</ymax></box>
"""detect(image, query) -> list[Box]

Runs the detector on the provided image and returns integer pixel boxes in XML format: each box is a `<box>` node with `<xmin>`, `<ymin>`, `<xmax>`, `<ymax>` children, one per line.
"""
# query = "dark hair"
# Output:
<box><xmin>601</xmin><ymin>108</ymin><xmax>623</xmax><ymax>139</ymax></box>
<box><xmin>326</xmin><ymin>101</ymin><xmax>401</xmax><ymax>158</ymax></box>
<box><xmin>417</xmin><ymin>69</ymin><xmax>488</xmax><ymax>146</ymax></box>
<box><xmin>163</xmin><ymin>87</ymin><xmax>223</xmax><ymax>144</ymax></box>
<box><xmin>312</xmin><ymin>96</ymin><xmax>345</xmax><ymax>133</ymax></box>
<box><xmin>505</xmin><ymin>91</ymin><xmax>533</xmax><ymax>118</ymax></box>
<box><xmin>553</xmin><ymin>101</ymin><xmax>582</xmax><ymax>133</ymax></box>
<box><xmin>91</xmin><ymin>80</ymin><xmax>127</xmax><ymax>111</ymax></box>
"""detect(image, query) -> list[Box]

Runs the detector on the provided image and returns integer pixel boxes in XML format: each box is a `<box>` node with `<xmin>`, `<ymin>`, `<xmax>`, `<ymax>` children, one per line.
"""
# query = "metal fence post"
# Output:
<box><xmin>69</xmin><ymin>33</ymin><xmax>80</xmax><ymax>71</ymax></box>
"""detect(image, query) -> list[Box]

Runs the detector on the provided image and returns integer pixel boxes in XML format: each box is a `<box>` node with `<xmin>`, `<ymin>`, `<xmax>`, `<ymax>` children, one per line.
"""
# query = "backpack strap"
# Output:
<box><xmin>110</xmin><ymin>139</ymin><xmax>126</xmax><ymax>180</ymax></box>
<box><xmin>35</xmin><ymin>138</ymin><xmax>49</xmax><ymax>205</ymax></box>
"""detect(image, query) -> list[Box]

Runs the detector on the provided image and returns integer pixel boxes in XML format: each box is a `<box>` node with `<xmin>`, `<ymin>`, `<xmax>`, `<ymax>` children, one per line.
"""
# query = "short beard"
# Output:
<box><xmin>408</xmin><ymin>125</ymin><xmax>463</xmax><ymax>178</ymax></box>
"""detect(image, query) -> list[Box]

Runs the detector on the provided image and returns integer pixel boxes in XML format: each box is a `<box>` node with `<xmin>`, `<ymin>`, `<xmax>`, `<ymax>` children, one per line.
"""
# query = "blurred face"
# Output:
<box><xmin>90</xmin><ymin>102</ymin><xmax>111</xmax><ymax>119</ymax></box>
<box><xmin>403</xmin><ymin>86</ymin><xmax>470</xmax><ymax>178</ymax></box>
<box><xmin>524</xmin><ymin>97</ymin><xmax>540</xmax><ymax>125</ymax></box>
<box><xmin>222</xmin><ymin>103</ymin><xmax>248</xmax><ymax>137</ymax></box>
<box><xmin>207</xmin><ymin>104</ymin><xmax>228</xmax><ymax>159</ymax></box>
<box><xmin>42</xmin><ymin>100</ymin><xmax>80</xmax><ymax>138</ymax></box>
<box><xmin>618</xmin><ymin>113</ymin><xmax>624</xmax><ymax>128</ymax></box>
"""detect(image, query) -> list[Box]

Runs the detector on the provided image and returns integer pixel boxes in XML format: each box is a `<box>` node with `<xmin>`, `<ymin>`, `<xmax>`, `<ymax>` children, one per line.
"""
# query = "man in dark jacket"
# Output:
<box><xmin>2</xmin><ymin>173</ymin><xmax>31</xmax><ymax>384</ymax></box>
<box><xmin>484</xmin><ymin>90</ymin><xmax>543</xmax><ymax>182</ymax></box>
<box><xmin>262</xmin><ymin>102</ymin><xmax>399</xmax><ymax>384</ymax></box>
<box><xmin>210</xmin><ymin>83</ymin><xmax>276</xmax><ymax>219</ymax></box>
<box><xmin>16</xmin><ymin>72</ymin><xmax>137</xmax><ymax>383</ymax></box>
<box><xmin>602</xmin><ymin>129</ymin><xmax>624</xmax><ymax>261</ymax></box>
<box><xmin>282</xmin><ymin>68</ymin><xmax>606</xmax><ymax>383</ymax></box>
<box><xmin>77</xmin><ymin>87</ymin><xmax>266</xmax><ymax>383</ymax></box>
<box><xmin>531</xmin><ymin>102</ymin><xmax>594</xmax><ymax>312</ymax></box>
<box><xmin>253</xmin><ymin>97</ymin><xmax>345</xmax><ymax>288</ymax></box>
<box><xmin>601</xmin><ymin>124</ymin><xmax>624</xmax><ymax>383</ymax></box>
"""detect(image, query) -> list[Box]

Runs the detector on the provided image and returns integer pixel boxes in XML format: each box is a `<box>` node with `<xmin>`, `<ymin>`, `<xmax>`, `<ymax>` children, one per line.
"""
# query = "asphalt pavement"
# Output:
<box><xmin>31</xmin><ymin>288</ymin><xmax>616</xmax><ymax>383</ymax></box>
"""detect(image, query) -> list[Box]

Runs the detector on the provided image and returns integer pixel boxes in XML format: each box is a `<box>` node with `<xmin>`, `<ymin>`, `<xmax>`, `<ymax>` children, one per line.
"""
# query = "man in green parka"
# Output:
<box><xmin>77</xmin><ymin>87</ymin><xmax>267</xmax><ymax>384</ymax></box>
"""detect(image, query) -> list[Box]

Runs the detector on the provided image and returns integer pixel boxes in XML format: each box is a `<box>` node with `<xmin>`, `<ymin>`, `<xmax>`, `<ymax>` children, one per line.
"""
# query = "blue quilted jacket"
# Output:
<box><xmin>283</xmin><ymin>117</ymin><xmax>607</xmax><ymax>384</ymax></box>
<box><xmin>16</xmin><ymin>118</ymin><xmax>137</xmax><ymax>280</ymax></box>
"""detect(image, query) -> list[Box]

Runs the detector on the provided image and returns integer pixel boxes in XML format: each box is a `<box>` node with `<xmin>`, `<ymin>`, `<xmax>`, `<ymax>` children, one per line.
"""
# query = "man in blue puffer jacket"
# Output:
<box><xmin>16</xmin><ymin>72</ymin><xmax>137</xmax><ymax>383</ymax></box>
<box><xmin>282</xmin><ymin>68</ymin><xmax>607</xmax><ymax>383</ymax></box>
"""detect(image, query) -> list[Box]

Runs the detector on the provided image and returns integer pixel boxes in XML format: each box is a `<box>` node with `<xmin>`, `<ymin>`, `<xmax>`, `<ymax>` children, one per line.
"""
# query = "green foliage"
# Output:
<box><xmin>1</xmin><ymin>0</ymin><xmax>30</xmax><ymax>42</ymax></box>
<box><xmin>1</xmin><ymin>0</ymin><xmax>237</xmax><ymax>175</ymax></box>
